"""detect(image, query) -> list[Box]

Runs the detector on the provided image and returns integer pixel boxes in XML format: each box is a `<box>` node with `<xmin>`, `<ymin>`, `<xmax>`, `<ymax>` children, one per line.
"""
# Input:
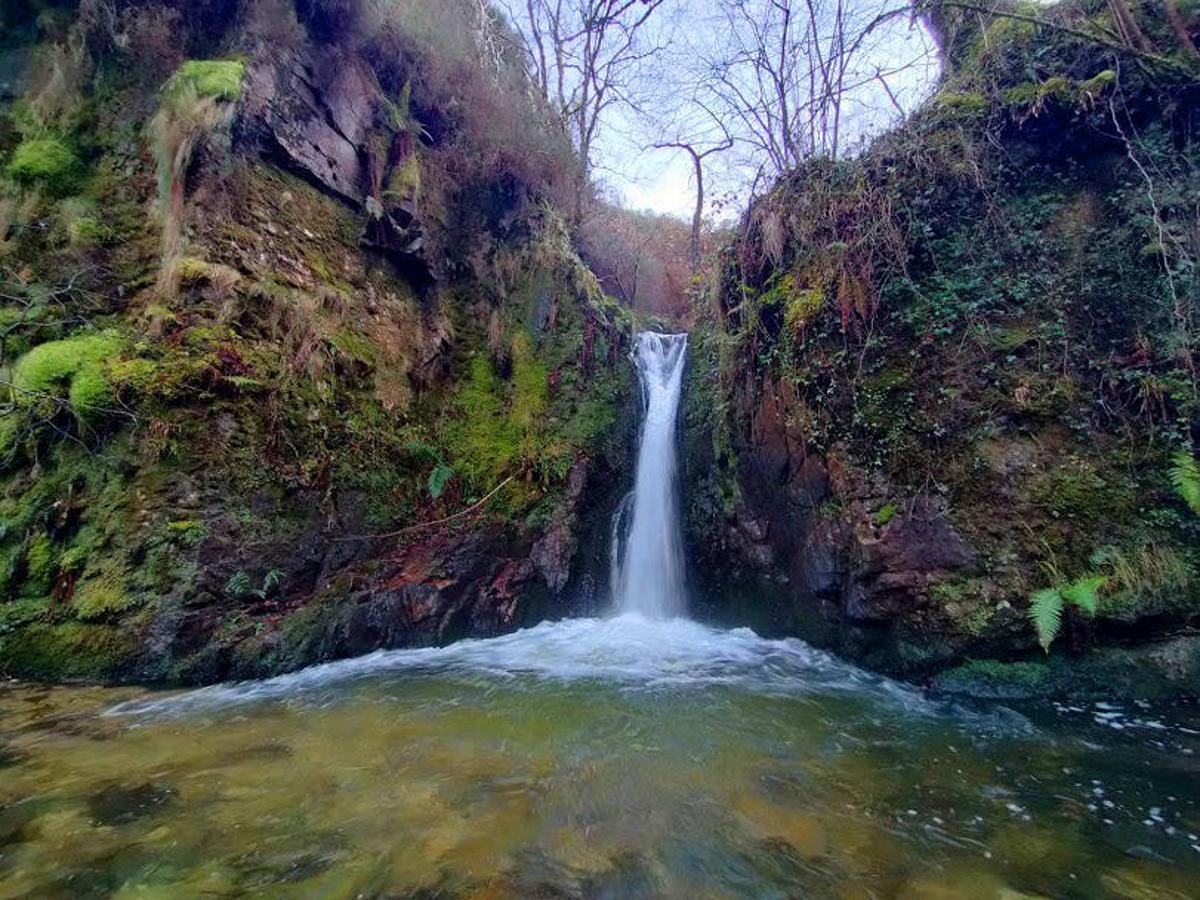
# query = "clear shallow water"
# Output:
<box><xmin>1</xmin><ymin>616</ymin><xmax>1198</xmax><ymax>898</ymax></box>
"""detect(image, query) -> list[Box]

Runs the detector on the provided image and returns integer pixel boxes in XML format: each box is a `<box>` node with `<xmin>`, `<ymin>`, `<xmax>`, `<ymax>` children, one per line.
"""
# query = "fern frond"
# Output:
<box><xmin>1061</xmin><ymin>575</ymin><xmax>1106</xmax><ymax>615</ymax></box>
<box><xmin>1029</xmin><ymin>588</ymin><xmax>1064</xmax><ymax>652</ymax></box>
<box><xmin>427</xmin><ymin>463</ymin><xmax>454</xmax><ymax>500</ymax></box>
<box><xmin>1169</xmin><ymin>451</ymin><xmax>1200</xmax><ymax>517</ymax></box>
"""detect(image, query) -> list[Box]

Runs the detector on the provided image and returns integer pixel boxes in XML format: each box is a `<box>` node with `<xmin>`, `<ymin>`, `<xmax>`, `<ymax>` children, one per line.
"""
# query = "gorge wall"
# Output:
<box><xmin>0</xmin><ymin>0</ymin><xmax>636</xmax><ymax>683</ymax></box>
<box><xmin>682</xmin><ymin>0</ymin><xmax>1200</xmax><ymax>699</ymax></box>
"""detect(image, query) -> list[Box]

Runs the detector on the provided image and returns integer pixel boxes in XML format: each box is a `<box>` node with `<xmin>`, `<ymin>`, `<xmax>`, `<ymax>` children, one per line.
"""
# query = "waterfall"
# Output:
<box><xmin>612</xmin><ymin>331</ymin><xmax>689</xmax><ymax>618</ymax></box>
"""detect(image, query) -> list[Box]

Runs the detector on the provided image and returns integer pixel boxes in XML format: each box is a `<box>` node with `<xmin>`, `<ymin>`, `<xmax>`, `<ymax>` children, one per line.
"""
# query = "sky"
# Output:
<box><xmin>572</xmin><ymin>1</ymin><xmax>942</xmax><ymax>222</ymax></box>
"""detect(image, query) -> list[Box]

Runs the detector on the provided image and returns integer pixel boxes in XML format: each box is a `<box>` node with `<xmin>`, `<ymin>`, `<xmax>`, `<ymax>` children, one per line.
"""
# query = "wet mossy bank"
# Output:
<box><xmin>680</xmin><ymin>0</ymin><xmax>1200</xmax><ymax>701</ymax></box>
<box><xmin>0</xmin><ymin>0</ymin><xmax>638</xmax><ymax>684</ymax></box>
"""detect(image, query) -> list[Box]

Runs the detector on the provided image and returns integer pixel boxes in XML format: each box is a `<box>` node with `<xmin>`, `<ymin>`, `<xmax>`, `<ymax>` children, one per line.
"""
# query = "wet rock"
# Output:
<box><xmin>530</xmin><ymin>459</ymin><xmax>589</xmax><ymax>594</ymax></box>
<box><xmin>237</xmin><ymin>45</ymin><xmax>377</xmax><ymax>205</ymax></box>
<box><xmin>844</xmin><ymin>497</ymin><xmax>978</xmax><ymax>623</ymax></box>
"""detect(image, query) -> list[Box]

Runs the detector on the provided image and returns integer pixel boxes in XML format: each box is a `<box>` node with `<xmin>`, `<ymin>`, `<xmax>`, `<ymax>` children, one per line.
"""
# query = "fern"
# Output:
<box><xmin>225</xmin><ymin>570</ymin><xmax>250</xmax><ymax>599</ymax></box>
<box><xmin>427</xmin><ymin>463</ymin><xmax>454</xmax><ymax>500</ymax></box>
<box><xmin>1029</xmin><ymin>588</ymin><xmax>1064</xmax><ymax>652</ymax></box>
<box><xmin>1169</xmin><ymin>451</ymin><xmax>1200</xmax><ymax>516</ymax></box>
<box><xmin>1061</xmin><ymin>575</ymin><xmax>1105</xmax><ymax>615</ymax></box>
<box><xmin>1029</xmin><ymin>574</ymin><xmax>1108</xmax><ymax>651</ymax></box>
<box><xmin>261</xmin><ymin>568</ymin><xmax>283</xmax><ymax>597</ymax></box>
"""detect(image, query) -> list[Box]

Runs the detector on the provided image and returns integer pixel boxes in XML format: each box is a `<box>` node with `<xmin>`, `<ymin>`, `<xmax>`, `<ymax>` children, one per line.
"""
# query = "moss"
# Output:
<box><xmin>930</xmin><ymin>577</ymin><xmax>999</xmax><ymax>638</ymax></box>
<box><xmin>67</xmin><ymin>366</ymin><xmax>117</xmax><ymax>427</ymax></box>
<box><xmin>447</xmin><ymin>354</ymin><xmax>521</xmax><ymax>487</ymax></box>
<box><xmin>11</xmin><ymin>331</ymin><xmax>123</xmax><ymax>428</ymax></box>
<box><xmin>58</xmin><ymin>544</ymin><xmax>89</xmax><ymax>574</ymax></box>
<box><xmin>1027</xmin><ymin>457</ymin><xmax>1134</xmax><ymax>527</ymax></box>
<box><xmin>932</xmin><ymin>659</ymin><xmax>1053</xmax><ymax>700</ymax></box>
<box><xmin>934</xmin><ymin>91</ymin><xmax>990</xmax><ymax>120</ymax></box>
<box><xmin>330</xmin><ymin>328</ymin><xmax>377</xmax><ymax>366</ymax></box>
<box><xmin>174</xmin><ymin>256</ymin><xmax>210</xmax><ymax>284</ymax></box>
<box><xmin>384</xmin><ymin>154</ymin><xmax>421</xmax><ymax>202</ymax></box>
<box><xmin>5</xmin><ymin>137</ymin><xmax>83</xmax><ymax>196</ymax></box>
<box><xmin>0</xmin><ymin>414</ymin><xmax>22</xmax><ymax>463</ymax></box>
<box><xmin>163</xmin><ymin>60</ymin><xmax>245</xmax><ymax>103</ymax></box>
<box><xmin>1037</xmin><ymin>75</ymin><xmax>1072</xmax><ymax>101</ymax></box>
<box><xmin>784</xmin><ymin>287</ymin><xmax>824</xmax><ymax>332</ymax></box>
<box><xmin>1077</xmin><ymin>69</ymin><xmax>1116</xmax><ymax>97</ymax></box>
<box><xmin>21</xmin><ymin>532</ymin><xmax>56</xmax><ymax>598</ymax></box>
<box><xmin>72</xmin><ymin>573</ymin><xmax>139</xmax><ymax>622</ymax></box>
<box><xmin>0</xmin><ymin>620</ymin><xmax>133</xmax><ymax>681</ymax></box>
<box><xmin>66</xmin><ymin>215</ymin><xmax>109</xmax><ymax>249</ymax></box>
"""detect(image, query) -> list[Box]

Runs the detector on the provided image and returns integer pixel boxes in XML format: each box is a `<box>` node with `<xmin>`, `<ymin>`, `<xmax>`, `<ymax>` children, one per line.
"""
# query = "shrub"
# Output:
<box><xmin>5</xmin><ymin>137</ymin><xmax>83</xmax><ymax>196</ymax></box>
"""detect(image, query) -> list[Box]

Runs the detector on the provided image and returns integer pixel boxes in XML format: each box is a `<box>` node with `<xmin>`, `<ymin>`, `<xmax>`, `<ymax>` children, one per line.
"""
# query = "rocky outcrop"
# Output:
<box><xmin>235</xmin><ymin>32</ymin><xmax>435</xmax><ymax>287</ymax></box>
<box><xmin>237</xmin><ymin>47</ymin><xmax>377</xmax><ymax>204</ymax></box>
<box><xmin>131</xmin><ymin>453</ymin><xmax>631</xmax><ymax>686</ymax></box>
<box><xmin>685</xmin><ymin>366</ymin><xmax>990</xmax><ymax>674</ymax></box>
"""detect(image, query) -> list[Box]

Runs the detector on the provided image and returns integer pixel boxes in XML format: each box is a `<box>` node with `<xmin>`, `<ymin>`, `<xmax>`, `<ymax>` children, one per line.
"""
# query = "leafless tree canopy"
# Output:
<box><xmin>502</xmin><ymin>0</ymin><xmax>669</xmax><ymax>219</ymax></box>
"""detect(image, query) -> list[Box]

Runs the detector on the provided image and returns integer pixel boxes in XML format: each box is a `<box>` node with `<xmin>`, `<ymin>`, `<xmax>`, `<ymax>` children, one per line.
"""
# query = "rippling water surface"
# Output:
<box><xmin>1</xmin><ymin>615</ymin><xmax>1198</xmax><ymax>898</ymax></box>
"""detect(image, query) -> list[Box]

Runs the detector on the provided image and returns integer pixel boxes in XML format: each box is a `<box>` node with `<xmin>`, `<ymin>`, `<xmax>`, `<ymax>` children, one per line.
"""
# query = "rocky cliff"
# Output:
<box><xmin>0</xmin><ymin>0</ymin><xmax>635</xmax><ymax>683</ymax></box>
<box><xmin>683</xmin><ymin>0</ymin><xmax>1200</xmax><ymax>698</ymax></box>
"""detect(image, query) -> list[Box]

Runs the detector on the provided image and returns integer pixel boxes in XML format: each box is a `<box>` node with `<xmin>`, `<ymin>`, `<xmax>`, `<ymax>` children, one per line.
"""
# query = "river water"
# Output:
<box><xmin>0</xmin><ymin>617</ymin><xmax>1198</xmax><ymax>897</ymax></box>
<box><xmin>1</xmin><ymin>333</ymin><xmax>1198</xmax><ymax>896</ymax></box>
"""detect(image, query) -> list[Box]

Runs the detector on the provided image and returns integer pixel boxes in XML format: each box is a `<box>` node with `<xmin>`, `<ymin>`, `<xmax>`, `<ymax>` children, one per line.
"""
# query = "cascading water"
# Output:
<box><xmin>612</xmin><ymin>331</ymin><xmax>689</xmax><ymax>617</ymax></box>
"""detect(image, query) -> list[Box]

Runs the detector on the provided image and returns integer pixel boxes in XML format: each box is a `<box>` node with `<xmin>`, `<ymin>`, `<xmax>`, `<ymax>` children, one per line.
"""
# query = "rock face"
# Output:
<box><xmin>238</xmin><ymin>47</ymin><xmax>377</xmax><ymax>205</ymax></box>
<box><xmin>684</xmin><ymin>367</ymin><xmax>991</xmax><ymax>675</ymax></box>
<box><xmin>236</xmin><ymin>33</ymin><xmax>435</xmax><ymax>287</ymax></box>
<box><xmin>0</xmin><ymin>0</ymin><xmax>637</xmax><ymax>686</ymax></box>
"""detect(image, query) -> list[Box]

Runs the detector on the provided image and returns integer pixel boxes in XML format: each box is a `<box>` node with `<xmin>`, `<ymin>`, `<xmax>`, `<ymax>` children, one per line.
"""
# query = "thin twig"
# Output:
<box><xmin>335</xmin><ymin>476</ymin><xmax>516</xmax><ymax>542</ymax></box>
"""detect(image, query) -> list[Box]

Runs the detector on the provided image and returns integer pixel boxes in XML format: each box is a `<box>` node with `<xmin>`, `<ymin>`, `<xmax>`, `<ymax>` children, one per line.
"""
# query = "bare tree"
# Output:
<box><xmin>504</xmin><ymin>0</ymin><xmax>669</xmax><ymax>221</ymax></box>
<box><xmin>652</xmin><ymin>135</ymin><xmax>732</xmax><ymax>273</ymax></box>
<box><xmin>689</xmin><ymin>0</ymin><xmax>928</xmax><ymax>179</ymax></box>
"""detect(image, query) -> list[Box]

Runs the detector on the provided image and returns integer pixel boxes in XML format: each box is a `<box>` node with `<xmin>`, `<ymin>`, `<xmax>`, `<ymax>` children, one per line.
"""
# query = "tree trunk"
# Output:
<box><xmin>689</xmin><ymin>150</ymin><xmax>703</xmax><ymax>275</ymax></box>
<box><xmin>1107</xmin><ymin>0</ymin><xmax>1154</xmax><ymax>52</ymax></box>
<box><xmin>1163</xmin><ymin>0</ymin><xmax>1198</xmax><ymax>57</ymax></box>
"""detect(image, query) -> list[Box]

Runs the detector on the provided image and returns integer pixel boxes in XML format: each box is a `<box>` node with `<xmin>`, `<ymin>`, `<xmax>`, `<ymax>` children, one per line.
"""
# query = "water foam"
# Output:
<box><xmin>107</xmin><ymin>615</ymin><xmax>1024</xmax><ymax>736</ymax></box>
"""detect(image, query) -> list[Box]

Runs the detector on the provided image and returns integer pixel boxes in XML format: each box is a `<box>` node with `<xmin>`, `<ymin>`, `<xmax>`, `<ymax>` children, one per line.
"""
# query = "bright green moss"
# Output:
<box><xmin>22</xmin><ymin>532</ymin><xmax>56</xmax><ymax>597</ymax></box>
<box><xmin>784</xmin><ymin>287</ymin><xmax>824</xmax><ymax>332</ymax></box>
<box><xmin>72</xmin><ymin>573</ymin><xmax>139</xmax><ymax>622</ymax></box>
<box><xmin>67</xmin><ymin>366</ymin><xmax>117</xmax><ymax>426</ymax></box>
<box><xmin>66</xmin><ymin>215</ymin><xmax>108</xmax><ymax>248</ymax></box>
<box><xmin>384</xmin><ymin>154</ymin><xmax>421</xmax><ymax>202</ymax></box>
<box><xmin>5</xmin><ymin>137</ymin><xmax>83</xmax><ymax>196</ymax></box>
<box><xmin>164</xmin><ymin>60</ymin><xmax>245</xmax><ymax>103</ymax></box>
<box><xmin>1077</xmin><ymin>69</ymin><xmax>1116</xmax><ymax>97</ymax></box>
<box><xmin>174</xmin><ymin>256</ymin><xmax>210</xmax><ymax>284</ymax></box>
<box><xmin>447</xmin><ymin>355</ymin><xmax>521</xmax><ymax>486</ymax></box>
<box><xmin>11</xmin><ymin>331</ymin><xmax>123</xmax><ymax>427</ymax></box>
<box><xmin>510</xmin><ymin>333</ymin><xmax>548</xmax><ymax>431</ymax></box>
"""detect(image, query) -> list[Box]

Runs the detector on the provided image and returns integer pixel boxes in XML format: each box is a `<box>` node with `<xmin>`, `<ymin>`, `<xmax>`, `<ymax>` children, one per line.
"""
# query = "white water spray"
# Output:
<box><xmin>612</xmin><ymin>331</ymin><xmax>689</xmax><ymax>617</ymax></box>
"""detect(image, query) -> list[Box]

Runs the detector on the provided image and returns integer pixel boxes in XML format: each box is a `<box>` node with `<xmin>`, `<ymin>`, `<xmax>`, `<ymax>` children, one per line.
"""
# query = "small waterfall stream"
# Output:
<box><xmin>612</xmin><ymin>331</ymin><xmax>689</xmax><ymax>618</ymax></box>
